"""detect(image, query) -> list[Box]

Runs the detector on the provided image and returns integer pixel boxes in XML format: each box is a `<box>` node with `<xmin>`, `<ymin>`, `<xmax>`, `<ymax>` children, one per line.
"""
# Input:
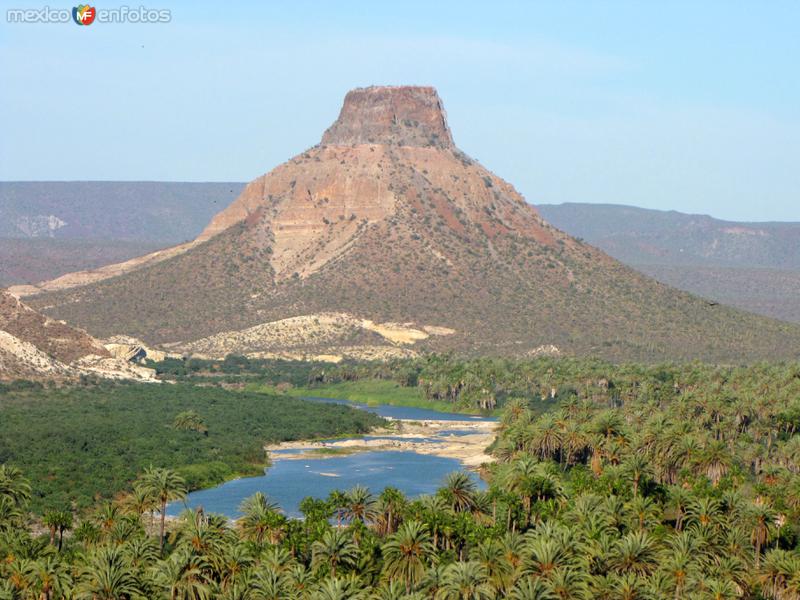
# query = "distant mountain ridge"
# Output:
<box><xmin>538</xmin><ymin>203</ymin><xmax>800</xmax><ymax>323</ymax></box>
<box><xmin>13</xmin><ymin>87</ymin><xmax>800</xmax><ymax>362</ymax></box>
<box><xmin>0</xmin><ymin>182</ymin><xmax>244</xmax><ymax>287</ymax></box>
<box><xmin>538</xmin><ymin>203</ymin><xmax>800</xmax><ymax>270</ymax></box>
<box><xmin>0</xmin><ymin>181</ymin><xmax>244</xmax><ymax>242</ymax></box>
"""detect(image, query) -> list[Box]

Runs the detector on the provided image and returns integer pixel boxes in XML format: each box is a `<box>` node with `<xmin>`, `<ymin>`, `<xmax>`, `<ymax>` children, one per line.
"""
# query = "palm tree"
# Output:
<box><xmin>585</xmin><ymin>573</ymin><xmax>621</xmax><ymax>600</ymax></box>
<box><xmin>657</xmin><ymin>536</ymin><xmax>698</xmax><ymax>600</ymax></box>
<box><xmin>42</xmin><ymin>510</ymin><xmax>72</xmax><ymax>550</ymax></box>
<box><xmin>250</xmin><ymin>567</ymin><xmax>292</xmax><ymax>600</ymax></box>
<box><xmin>122</xmin><ymin>482</ymin><xmax>158</xmax><ymax>526</ymax></box>
<box><xmin>237</xmin><ymin>492</ymin><xmax>284</xmax><ymax>545</ymax></box>
<box><xmin>503</xmin><ymin>458</ymin><xmax>538</xmax><ymax>526</ymax></box>
<box><xmin>622</xmin><ymin>454</ymin><xmax>651</xmax><ymax>498</ymax></box>
<box><xmin>122</xmin><ymin>535</ymin><xmax>160</xmax><ymax>573</ymax></box>
<box><xmin>0</xmin><ymin>496</ymin><xmax>25</xmax><ymax>532</ymax></box>
<box><xmin>435</xmin><ymin>561</ymin><xmax>494</xmax><ymax>600</ymax></box>
<box><xmin>545</xmin><ymin>566</ymin><xmax>589</xmax><ymax>599</ymax></box>
<box><xmin>153</xmin><ymin>547</ymin><xmax>213</xmax><ymax>600</ymax></box>
<box><xmin>139</xmin><ymin>466</ymin><xmax>187</xmax><ymax>553</ymax></box>
<box><xmin>173</xmin><ymin>410</ymin><xmax>208</xmax><ymax>435</ymax></box>
<box><xmin>169</xmin><ymin>508</ymin><xmax>227</xmax><ymax>574</ymax></box>
<box><xmin>311</xmin><ymin>529</ymin><xmax>358</xmax><ymax>578</ymax></box>
<box><xmin>342</xmin><ymin>485</ymin><xmax>378</xmax><ymax>524</ymax></box>
<box><xmin>757</xmin><ymin>548</ymin><xmax>800</xmax><ymax>600</ymax></box>
<box><xmin>327</xmin><ymin>490</ymin><xmax>348</xmax><ymax>528</ymax></box>
<box><xmin>610</xmin><ymin>531</ymin><xmax>658</xmax><ymax>576</ymax></box>
<box><xmin>509</xmin><ymin>576</ymin><xmax>555</xmax><ymax>600</ymax></box>
<box><xmin>29</xmin><ymin>555</ymin><xmax>72</xmax><ymax>600</ymax></box>
<box><xmin>685</xmin><ymin>496</ymin><xmax>723</xmax><ymax>530</ymax></box>
<box><xmin>376</xmin><ymin>487</ymin><xmax>407</xmax><ymax>535</ymax></box>
<box><xmin>93</xmin><ymin>501</ymin><xmax>122</xmax><ymax>537</ymax></box>
<box><xmin>696</xmin><ymin>576</ymin><xmax>739</xmax><ymax>600</ymax></box>
<box><xmin>312</xmin><ymin>576</ymin><xmax>366</xmax><ymax>600</ymax></box>
<box><xmin>528</xmin><ymin>417</ymin><xmax>562</xmax><ymax>461</ymax></box>
<box><xmin>382</xmin><ymin>520</ymin><xmax>435</xmax><ymax>592</ymax></box>
<box><xmin>625</xmin><ymin>496</ymin><xmax>661</xmax><ymax>532</ymax></box>
<box><xmin>74</xmin><ymin>545</ymin><xmax>142</xmax><ymax>600</ymax></box>
<box><xmin>523</xmin><ymin>537</ymin><xmax>577</xmax><ymax>579</ymax></box>
<box><xmin>5</xmin><ymin>557</ymin><xmax>36</xmax><ymax>597</ymax></box>
<box><xmin>415</xmin><ymin>494</ymin><xmax>451</xmax><ymax>550</ymax></box>
<box><xmin>697</xmin><ymin>440</ymin><xmax>733</xmax><ymax>486</ymax></box>
<box><xmin>470</xmin><ymin>538</ymin><xmax>514</xmax><ymax>594</ymax></box>
<box><xmin>0</xmin><ymin>464</ymin><xmax>32</xmax><ymax>508</ymax></box>
<box><xmin>440</xmin><ymin>472</ymin><xmax>477</xmax><ymax>513</ymax></box>
<box><xmin>749</xmin><ymin>501</ymin><xmax>775</xmax><ymax>568</ymax></box>
<box><xmin>72</xmin><ymin>520</ymin><xmax>102</xmax><ymax>547</ymax></box>
<box><xmin>610</xmin><ymin>572</ymin><xmax>643</xmax><ymax>600</ymax></box>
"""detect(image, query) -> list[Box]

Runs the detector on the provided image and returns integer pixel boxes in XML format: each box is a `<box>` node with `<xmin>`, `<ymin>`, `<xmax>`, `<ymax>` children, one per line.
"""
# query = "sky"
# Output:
<box><xmin>1</xmin><ymin>1</ymin><xmax>798</xmax><ymax>222</ymax></box>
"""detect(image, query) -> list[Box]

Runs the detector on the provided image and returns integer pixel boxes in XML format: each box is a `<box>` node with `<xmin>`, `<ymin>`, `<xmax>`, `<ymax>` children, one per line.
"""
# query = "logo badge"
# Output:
<box><xmin>72</xmin><ymin>5</ymin><xmax>96</xmax><ymax>25</ymax></box>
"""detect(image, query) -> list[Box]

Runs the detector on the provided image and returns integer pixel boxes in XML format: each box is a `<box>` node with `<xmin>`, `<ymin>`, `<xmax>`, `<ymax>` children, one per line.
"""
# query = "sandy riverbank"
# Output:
<box><xmin>265</xmin><ymin>419</ymin><xmax>497</xmax><ymax>469</ymax></box>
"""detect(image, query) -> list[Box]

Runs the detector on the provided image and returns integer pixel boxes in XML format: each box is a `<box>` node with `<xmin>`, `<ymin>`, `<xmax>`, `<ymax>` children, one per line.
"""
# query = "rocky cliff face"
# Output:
<box><xmin>20</xmin><ymin>86</ymin><xmax>800</xmax><ymax>362</ymax></box>
<box><xmin>321</xmin><ymin>86</ymin><xmax>454</xmax><ymax>148</ymax></box>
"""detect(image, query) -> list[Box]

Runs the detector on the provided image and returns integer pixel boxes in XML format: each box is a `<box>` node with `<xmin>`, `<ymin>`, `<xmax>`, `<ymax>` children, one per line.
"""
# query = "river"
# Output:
<box><xmin>168</xmin><ymin>397</ymin><xmax>495</xmax><ymax>518</ymax></box>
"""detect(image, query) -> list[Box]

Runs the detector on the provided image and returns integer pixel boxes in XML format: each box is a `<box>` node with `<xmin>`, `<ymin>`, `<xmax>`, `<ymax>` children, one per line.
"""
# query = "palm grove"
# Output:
<box><xmin>4</xmin><ymin>359</ymin><xmax>800</xmax><ymax>598</ymax></box>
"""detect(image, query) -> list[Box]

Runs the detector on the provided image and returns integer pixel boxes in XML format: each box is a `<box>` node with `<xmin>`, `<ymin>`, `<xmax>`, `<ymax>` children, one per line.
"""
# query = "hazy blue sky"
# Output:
<box><xmin>1</xmin><ymin>1</ymin><xmax>798</xmax><ymax>221</ymax></box>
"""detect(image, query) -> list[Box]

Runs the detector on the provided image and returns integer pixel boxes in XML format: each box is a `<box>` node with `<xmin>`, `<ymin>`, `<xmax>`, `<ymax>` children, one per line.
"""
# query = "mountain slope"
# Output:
<box><xmin>538</xmin><ymin>203</ymin><xmax>800</xmax><ymax>323</ymax></box>
<box><xmin>0</xmin><ymin>238</ymin><xmax>164</xmax><ymax>287</ymax></box>
<box><xmin>21</xmin><ymin>87</ymin><xmax>800</xmax><ymax>362</ymax></box>
<box><xmin>538</xmin><ymin>203</ymin><xmax>800</xmax><ymax>269</ymax></box>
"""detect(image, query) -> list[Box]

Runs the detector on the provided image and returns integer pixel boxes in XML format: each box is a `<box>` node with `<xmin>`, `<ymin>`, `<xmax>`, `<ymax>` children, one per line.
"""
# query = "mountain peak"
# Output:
<box><xmin>321</xmin><ymin>86</ymin><xmax>454</xmax><ymax>148</ymax></box>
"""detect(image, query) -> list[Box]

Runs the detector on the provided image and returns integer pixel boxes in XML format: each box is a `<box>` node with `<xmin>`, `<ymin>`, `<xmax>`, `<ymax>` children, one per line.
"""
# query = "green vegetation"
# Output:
<box><xmin>0</xmin><ymin>382</ymin><xmax>383</xmax><ymax>512</ymax></box>
<box><xmin>4</xmin><ymin>358</ymin><xmax>800</xmax><ymax>598</ymax></box>
<box><xmin>307</xmin><ymin>447</ymin><xmax>361</xmax><ymax>456</ymax></box>
<box><xmin>147</xmin><ymin>354</ymin><xmax>323</xmax><ymax>385</ymax></box>
<box><xmin>285</xmin><ymin>378</ymin><xmax>490</xmax><ymax>416</ymax></box>
<box><xmin>285</xmin><ymin>379</ymin><xmax>424</xmax><ymax>406</ymax></box>
<box><xmin>301</xmin><ymin>355</ymin><xmax>600</xmax><ymax>414</ymax></box>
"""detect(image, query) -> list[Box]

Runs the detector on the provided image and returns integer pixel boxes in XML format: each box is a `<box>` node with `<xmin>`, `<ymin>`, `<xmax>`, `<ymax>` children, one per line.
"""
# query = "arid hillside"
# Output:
<box><xmin>0</xmin><ymin>290</ymin><xmax>155</xmax><ymax>381</ymax></box>
<box><xmin>19</xmin><ymin>86</ymin><xmax>800</xmax><ymax>362</ymax></box>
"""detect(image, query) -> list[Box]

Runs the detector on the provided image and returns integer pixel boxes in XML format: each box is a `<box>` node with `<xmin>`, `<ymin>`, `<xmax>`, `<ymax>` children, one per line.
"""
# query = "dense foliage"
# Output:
<box><xmin>0</xmin><ymin>382</ymin><xmax>383</xmax><ymax>512</ymax></box>
<box><xmin>3</xmin><ymin>358</ymin><xmax>800</xmax><ymax>597</ymax></box>
<box><xmin>148</xmin><ymin>356</ymin><xmax>324</xmax><ymax>386</ymax></box>
<box><xmin>307</xmin><ymin>355</ymin><xmax>676</xmax><ymax>412</ymax></box>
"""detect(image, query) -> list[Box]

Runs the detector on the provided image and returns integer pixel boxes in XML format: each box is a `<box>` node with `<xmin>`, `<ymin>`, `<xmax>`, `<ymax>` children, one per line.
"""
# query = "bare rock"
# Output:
<box><xmin>321</xmin><ymin>86</ymin><xmax>454</xmax><ymax>148</ymax></box>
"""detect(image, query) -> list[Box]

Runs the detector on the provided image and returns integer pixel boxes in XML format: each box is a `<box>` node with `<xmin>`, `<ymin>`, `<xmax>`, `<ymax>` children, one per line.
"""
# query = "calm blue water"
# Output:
<box><xmin>172</xmin><ymin>397</ymin><xmax>494</xmax><ymax>519</ymax></box>
<box><xmin>169</xmin><ymin>451</ymin><xmax>485</xmax><ymax>519</ymax></box>
<box><xmin>302</xmin><ymin>396</ymin><xmax>499</xmax><ymax>422</ymax></box>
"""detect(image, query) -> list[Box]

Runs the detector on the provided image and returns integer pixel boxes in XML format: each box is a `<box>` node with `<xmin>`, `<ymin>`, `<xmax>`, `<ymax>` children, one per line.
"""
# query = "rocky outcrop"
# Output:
<box><xmin>0</xmin><ymin>290</ymin><xmax>109</xmax><ymax>363</ymax></box>
<box><xmin>0</xmin><ymin>330</ymin><xmax>72</xmax><ymax>379</ymax></box>
<box><xmin>321</xmin><ymin>86</ymin><xmax>454</xmax><ymax>148</ymax></box>
<box><xmin>173</xmin><ymin>312</ymin><xmax>454</xmax><ymax>360</ymax></box>
<box><xmin>71</xmin><ymin>354</ymin><xmax>158</xmax><ymax>381</ymax></box>
<box><xmin>104</xmin><ymin>335</ymin><xmax>167</xmax><ymax>363</ymax></box>
<box><xmin>0</xmin><ymin>290</ymin><xmax>156</xmax><ymax>381</ymax></box>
